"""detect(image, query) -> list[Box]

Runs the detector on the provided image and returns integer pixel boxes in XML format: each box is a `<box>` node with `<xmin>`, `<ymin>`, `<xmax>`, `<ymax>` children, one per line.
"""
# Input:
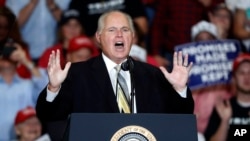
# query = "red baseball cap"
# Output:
<box><xmin>14</xmin><ymin>106</ymin><xmax>36</xmax><ymax>125</ymax></box>
<box><xmin>233</xmin><ymin>53</ymin><xmax>250</xmax><ymax>72</ymax></box>
<box><xmin>68</xmin><ymin>35</ymin><xmax>98</xmax><ymax>55</ymax></box>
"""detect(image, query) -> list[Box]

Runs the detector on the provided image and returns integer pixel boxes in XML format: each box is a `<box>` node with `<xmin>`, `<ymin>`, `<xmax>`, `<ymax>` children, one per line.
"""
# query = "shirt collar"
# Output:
<box><xmin>102</xmin><ymin>53</ymin><xmax>127</xmax><ymax>73</ymax></box>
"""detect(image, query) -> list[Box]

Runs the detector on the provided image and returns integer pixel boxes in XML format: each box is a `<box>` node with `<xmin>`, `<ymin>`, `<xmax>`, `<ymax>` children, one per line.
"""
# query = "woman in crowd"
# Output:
<box><xmin>38</xmin><ymin>9</ymin><xmax>86</xmax><ymax>68</ymax></box>
<box><xmin>0</xmin><ymin>6</ymin><xmax>33</xmax><ymax>79</ymax></box>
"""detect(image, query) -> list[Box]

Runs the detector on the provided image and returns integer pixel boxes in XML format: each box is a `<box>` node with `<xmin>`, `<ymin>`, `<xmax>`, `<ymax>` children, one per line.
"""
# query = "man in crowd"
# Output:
<box><xmin>0</xmin><ymin>38</ymin><xmax>50</xmax><ymax>140</ymax></box>
<box><xmin>205</xmin><ymin>53</ymin><xmax>250</xmax><ymax>141</ymax></box>
<box><xmin>14</xmin><ymin>106</ymin><xmax>45</xmax><ymax>141</ymax></box>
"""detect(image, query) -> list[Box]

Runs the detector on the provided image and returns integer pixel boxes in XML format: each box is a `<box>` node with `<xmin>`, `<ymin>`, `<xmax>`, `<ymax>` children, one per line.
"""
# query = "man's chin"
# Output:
<box><xmin>115</xmin><ymin>53</ymin><xmax>129</xmax><ymax>59</ymax></box>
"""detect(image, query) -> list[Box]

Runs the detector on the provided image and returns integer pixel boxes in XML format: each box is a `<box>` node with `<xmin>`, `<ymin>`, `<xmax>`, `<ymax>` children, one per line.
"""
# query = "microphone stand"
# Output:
<box><xmin>130</xmin><ymin>68</ymin><xmax>135</xmax><ymax>114</ymax></box>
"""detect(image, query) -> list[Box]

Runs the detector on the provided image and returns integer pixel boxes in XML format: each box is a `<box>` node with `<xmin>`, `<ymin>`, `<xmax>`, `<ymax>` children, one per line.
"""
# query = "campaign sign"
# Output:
<box><xmin>175</xmin><ymin>39</ymin><xmax>241</xmax><ymax>90</ymax></box>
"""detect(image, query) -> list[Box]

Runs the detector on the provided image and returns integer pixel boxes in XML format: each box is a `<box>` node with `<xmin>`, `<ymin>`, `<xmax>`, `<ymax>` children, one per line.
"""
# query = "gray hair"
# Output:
<box><xmin>96</xmin><ymin>10</ymin><xmax>135</xmax><ymax>34</ymax></box>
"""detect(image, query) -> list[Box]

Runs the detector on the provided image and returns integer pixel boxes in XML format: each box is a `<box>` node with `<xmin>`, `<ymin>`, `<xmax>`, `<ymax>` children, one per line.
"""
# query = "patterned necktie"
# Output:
<box><xmin>115</xmin><ymin>65</ymin><xmax>130</xmax><ymax>113</ymax></box>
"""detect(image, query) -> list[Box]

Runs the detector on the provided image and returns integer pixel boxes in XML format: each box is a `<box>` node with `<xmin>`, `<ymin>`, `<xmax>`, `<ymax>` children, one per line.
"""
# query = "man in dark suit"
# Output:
<box><xmin>36</xmin><ymin>10</ymin><xmax>194</xmax><ymax>139</ymax></box>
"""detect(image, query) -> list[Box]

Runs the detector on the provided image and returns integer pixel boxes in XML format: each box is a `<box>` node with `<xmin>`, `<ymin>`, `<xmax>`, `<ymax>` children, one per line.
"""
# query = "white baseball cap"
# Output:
<box><xmin>191</xmin><ymin>20</ymin><xmax>218</xmax><ymax>41</ymax></box>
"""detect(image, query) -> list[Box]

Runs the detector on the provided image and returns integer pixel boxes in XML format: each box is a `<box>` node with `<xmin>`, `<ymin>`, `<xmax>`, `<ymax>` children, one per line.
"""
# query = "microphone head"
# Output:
<box><xmin>121</xmin><ymin>56</ymin><xmax>134</xmax><ymax>71</ymax></box>
<box><xmin>121</xmin><ymin>60</ymin><xmax>130</xmax><ymax>71</ymax></box>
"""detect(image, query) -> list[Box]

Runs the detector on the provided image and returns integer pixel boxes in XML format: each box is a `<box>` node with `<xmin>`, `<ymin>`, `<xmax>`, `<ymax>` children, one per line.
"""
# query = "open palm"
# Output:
<box><xmin>160</xmin><ymin>51</ymin><xmax>192</xmax><ymax>92</ymax></box>
<box><xmin>215</xmin><ymin>99</ymin><xmax>232</xmax><ymax>121</ymax></box>
<box><xmin>47</xmin><ymin>49</ymin><xmax>71</xmax><ymax>92</ymax></box>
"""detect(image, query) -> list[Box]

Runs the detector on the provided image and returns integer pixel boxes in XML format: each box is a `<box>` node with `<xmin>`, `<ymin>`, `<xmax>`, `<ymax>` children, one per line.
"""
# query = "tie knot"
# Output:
<box><xmin>115</xmin><ymin>65</ymin><xmax>121</xmax><ymax>72</ymax></box>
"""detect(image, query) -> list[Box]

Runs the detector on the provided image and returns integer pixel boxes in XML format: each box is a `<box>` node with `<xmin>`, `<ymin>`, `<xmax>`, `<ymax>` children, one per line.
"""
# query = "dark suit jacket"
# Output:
<box><xmin>36</xmin><ymin>55</ymin><xmax>194</xmax><ymax>121</ymax></box>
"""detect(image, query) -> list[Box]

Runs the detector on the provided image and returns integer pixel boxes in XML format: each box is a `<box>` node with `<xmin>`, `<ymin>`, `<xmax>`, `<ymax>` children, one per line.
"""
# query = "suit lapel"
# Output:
<box><xmin>90</xmin><ymin>55</ymin><xmax>119</xmax><ymax>112</ymax></box>
<box><xmin>132</xmin><ymin>61</ymin><xmax>150</xmax><ymax>113</ymax></box>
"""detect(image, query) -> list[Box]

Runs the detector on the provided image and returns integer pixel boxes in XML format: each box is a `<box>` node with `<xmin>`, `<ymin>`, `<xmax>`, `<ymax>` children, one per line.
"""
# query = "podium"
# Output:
<box><xmin>63</xmin><ymin>113</ymin><xmax>197</xmax><ymax>141</ymax></box>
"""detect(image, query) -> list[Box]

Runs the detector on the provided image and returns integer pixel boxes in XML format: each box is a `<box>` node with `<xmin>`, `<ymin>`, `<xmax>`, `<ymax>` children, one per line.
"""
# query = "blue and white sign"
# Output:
<box><xmin>175</xmin><ymin>39</ymin><xmax>241</xmax><ymax>90</ymax></box>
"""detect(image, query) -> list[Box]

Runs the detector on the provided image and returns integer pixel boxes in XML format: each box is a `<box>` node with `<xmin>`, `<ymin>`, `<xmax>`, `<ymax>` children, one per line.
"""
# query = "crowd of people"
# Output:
<box><xmin>0</xmin><ymin>0</ymin><xmax>250</xmax><ymax>141</ymax></box>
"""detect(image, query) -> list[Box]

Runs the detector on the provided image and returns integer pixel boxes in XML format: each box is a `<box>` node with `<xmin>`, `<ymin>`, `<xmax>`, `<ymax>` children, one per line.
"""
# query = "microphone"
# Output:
<box><xmin>121</xmin><ymin>56</ymin><xmax>135</xmax><ymax>114</ymax></box>
<box><xmin>121</xmin><ymin>56</ymin><xmax>134</xmax><ymax>71</ymax></box>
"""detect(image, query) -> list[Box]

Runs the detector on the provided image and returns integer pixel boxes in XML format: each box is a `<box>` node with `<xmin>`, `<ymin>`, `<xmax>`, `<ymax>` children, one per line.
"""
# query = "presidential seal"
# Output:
<box><xmin>110</xmin><ymin>125</ymin><xmax>157</xmax><ymax>141</ymax></box>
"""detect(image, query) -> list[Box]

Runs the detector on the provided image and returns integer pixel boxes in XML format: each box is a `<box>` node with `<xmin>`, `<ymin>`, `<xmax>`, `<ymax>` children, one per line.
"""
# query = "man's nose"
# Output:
<box><xmin>116</xmin><ymin>30</ymin><xmax>123</xmax><ymax>37</ymax></box>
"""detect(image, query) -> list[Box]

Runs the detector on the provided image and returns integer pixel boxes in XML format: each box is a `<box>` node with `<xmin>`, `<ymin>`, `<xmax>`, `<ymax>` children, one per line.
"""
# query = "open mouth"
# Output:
<box><xmin>115</xmin><ymin>42</ymin><xmax>124</xmax><ymax>48</ymax></box>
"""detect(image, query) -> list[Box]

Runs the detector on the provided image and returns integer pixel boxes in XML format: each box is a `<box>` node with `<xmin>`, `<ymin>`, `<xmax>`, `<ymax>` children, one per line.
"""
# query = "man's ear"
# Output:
<box><xmin>15</xmin><ymin>125</ymin><xmax>21</xmax><ymax>135</ymax></box>
<box><xmin>95</xmin><ymin>32</ymin><xmax>101</xmax><ymax>43</ymax></box>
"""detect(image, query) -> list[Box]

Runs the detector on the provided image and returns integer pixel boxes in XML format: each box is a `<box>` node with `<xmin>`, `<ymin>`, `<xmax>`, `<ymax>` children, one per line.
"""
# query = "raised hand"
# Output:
<box><xmin>215</xmin><ymin>99</ymin><xmax>232</xmax><ymax>122</ymax></box>
<box><xmin>47</xmin><ymin>49</ymin><xmax>71</xmax><ymax>92</ymax></box>
<box><xmin>9</xmin><ymin>43</ymin><xmax>27</xmax><ymax>63</ymax></box>
<box><xmin>159</xmin><ymin>51</ymin><xmax>192</xmax><ymax>92</ymax></box>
